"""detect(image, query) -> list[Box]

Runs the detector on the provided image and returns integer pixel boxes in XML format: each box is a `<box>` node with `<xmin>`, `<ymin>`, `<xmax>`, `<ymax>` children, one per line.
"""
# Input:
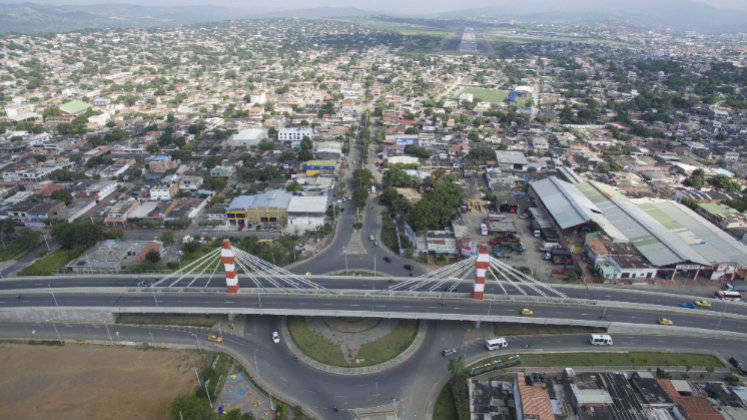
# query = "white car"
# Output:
<box><xmin>272</xmin><ymin>331</ymin><xmax>280</xmax><ymax>344</ymax></box>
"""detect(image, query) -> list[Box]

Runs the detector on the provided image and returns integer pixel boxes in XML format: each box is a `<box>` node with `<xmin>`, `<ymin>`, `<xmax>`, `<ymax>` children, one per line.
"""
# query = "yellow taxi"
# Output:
<box><xmin>207</xmin><ymin>335</ymin><xmax>222</xmax><ymax>342</ymax></box>
<box><xmin>370</xmin><ymin>235</ymin><xmax>375</xmax><ymax>241</ymax></box>
<box><xmin>657</xmin><ymin>318</ymin><xmax>673</xmax><ymax>326</ymax></box>
<box><xmin>521</xmin><ymin>309</ymin><xmax>533</xmax><ymax>316</ymax></box>
<box><xmin>306</xmin><ymin>272</ymin><xmax>312</xmax><ymax>276</ymax></box>
<box><xmin>695</xmin><ymin>300</ymin><xmax>711</xmax><ymax>307</ymax></box>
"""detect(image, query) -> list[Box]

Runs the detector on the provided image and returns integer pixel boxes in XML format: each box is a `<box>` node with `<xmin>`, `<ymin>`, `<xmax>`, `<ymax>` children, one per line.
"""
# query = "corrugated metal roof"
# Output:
<box><xmin>228</xmin><ymin>195</ymin><xmax>255</xmax><ymax>210</ymax></box>
<box><xmin>580</xmin><ymin>182</ymin><xmax>708</xmax><ymax>267</ymax></box>
<box><xmin>288</xmin><ymin>196</ymin><xmax>328</xmax><ymax>214</ymax></box>
<box><xmin>530</xmin><ymin>177</ymin><xmax>610</xmax><ymax>230</ymax></box>
<box><xmin>252</xmin><ymin>190</ymin><xmax>292</xmax><ymax>208</ymax></box>
<box><xmin>638</xmin><ymin>199</ymin><xmax>747</xmax><ymax>266</ymax></box>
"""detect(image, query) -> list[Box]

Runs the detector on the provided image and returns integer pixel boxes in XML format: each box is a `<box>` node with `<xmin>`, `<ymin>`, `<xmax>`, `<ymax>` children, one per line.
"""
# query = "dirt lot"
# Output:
<box><xmin>0</xmin><ymin>343</ymin><xmax>202</xmax><ymax>420</ymax></box>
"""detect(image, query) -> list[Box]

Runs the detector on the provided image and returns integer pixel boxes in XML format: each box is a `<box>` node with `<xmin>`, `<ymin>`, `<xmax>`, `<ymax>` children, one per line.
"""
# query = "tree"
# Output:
<box><xmin>683</xmin><ymin>169</ymin><xmax>705</xmax><ymax>189</ymax></box>
<box><xmin>278</xmin><ymin>151</ymin><xmax>296</xmax><ymax>163</ymax></box>
<box><xmin>300</xmin><ymin>136</ymin><xmax>313</xmax><ymax>150</ymax></box>
<box><xmin>0</xmin><ymin>218</ymin><xmax>16</xmax><ymax>236</ymax></box>
<box><xmin>167</xmin><ymin>112</ymin><xmax>175</xmax><ymax>122</ymax></box>
<box><xmin>50</xmin><ymin>189</ymin><xmax>73</xmax><ymax>205</ymax></box>
<box><xmin>318</xmin><ymin>223</ymin><xmax>332</xmax><ymax>236</ymax></box>
<box><xmin>205</xmin><ymin>156</ymin><xmax>222</xmax><ymax>169</ymax></box>
<box><xmin>161</xmin><ymin>231</ymin><xmax>174</xmax><ymax>245</ymax></box>
<box><xmin>221</xmin><ymin>408</ymin><xmax>254</xmax><ymax>420</ymax></box>
<box><xmin>145</xmin><ymin>249</ymin><xmax>161</xmax><ymax>264</ymax></box>
<box><xmin>105</xmin><ymin>229</ymin><xmax>125</xmax><ymax>240</ymax></box>
<box><xmin>352</xmin><ymin>168</ymin><xmax>373</xmax><ymax>188</ymax></box>
<box><xmin>56</xmin><ymin>220</ymin><xmax>105</xmax><ymax>250</ymax></box>
<box><xmin>167</xmin><ymin>394</ymin><xmax>211</xmax><ymax>420</ymax></box>
<box><xmin>404</xmin><ymin>127</ymin><xmax>419</xmax><ymax>135</ymax></box>
<box><xmin>381</xmin><ymin>187</ymin><xmax>398</xmax><ymax>204</ymax></box>
<box><xmin>287</xmin><ymin>181</ymin><xmax>303</xmax><ymax>193</ymax></box>
<box><xmin>447</xmin><ymin>357</ymin><xmax>465</xmax><ymax>374</ymax></box>
<box><xmin>297</xmin><ymin>149</ymin><xmax>313</xmax><ymax>161</ymax></box>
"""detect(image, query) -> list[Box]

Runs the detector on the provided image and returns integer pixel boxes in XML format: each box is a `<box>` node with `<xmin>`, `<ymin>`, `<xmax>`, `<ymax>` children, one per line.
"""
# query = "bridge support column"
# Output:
<box><xmin>473</xmin><ymin>245</ymin><xmax>489</xmax><ymax>300</ymax></box>
<box><xmin>227</xmin><ymin>314</ymin><xmax>237</xmax><ymax>321</ymax></box>
<box><xmin>474</xmin><ymin>321</ymin><xmax>481</xmax><ymax>329</ymax></box>
<box><xmin>221</xmin><ymin>240</ymin><xmax>239</xmax><ymax>293</ymax></box>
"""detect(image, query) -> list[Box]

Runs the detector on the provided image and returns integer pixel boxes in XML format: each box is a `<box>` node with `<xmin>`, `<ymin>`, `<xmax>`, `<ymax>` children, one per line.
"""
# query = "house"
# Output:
<box><xmin>149</xmin><ymin>156</ymin><xmax>179</xmax><ymax>172</ymax></box>
<box><xmin>211</xmin><ymin>165</ymin><xmax>236</xmax><ymax>178</ymax></box>
<box><xmin>72</xmin><ymin>179</ymin><xmax>119</xmax><ymax>201</ymax></box>
<box><xmin>150</xmin><ymin>181</ymin><xmax>180</xmax><ymax>201</ymax></box>
<box><xmin>287</xmin><ymin>196</ymin><xmax>328</xmax><ymax>229</ymax></box>
<box><xmin>6</xmin><ymin>200</ymin><xmax>66</xmax><ymax>227</ymax></box>
<box><xmin>59</xmin><ymin>100</ymin><xmax>92</xmax><ymax>115</ymax></box>
<box><xmin>104</xmin><ymin>199</ymin><xmax>140</xmax><ymax>227</ymax></box>
<box><xmin>64</xmin><ymin>240</ymin><xmax>163</xmax><ymax>273</ymax></box>
<box><xmin>516</xmin><ymin>372</ymin><xmax>554</xmax><ymax>420</ymax></box>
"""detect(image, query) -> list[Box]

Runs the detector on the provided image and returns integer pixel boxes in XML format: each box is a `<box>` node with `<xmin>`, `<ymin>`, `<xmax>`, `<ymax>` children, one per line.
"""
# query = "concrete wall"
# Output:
<box><xmin>0</xmin><ymin>308</ymin><xmax>115</xmax><ymax>323</ymax></box>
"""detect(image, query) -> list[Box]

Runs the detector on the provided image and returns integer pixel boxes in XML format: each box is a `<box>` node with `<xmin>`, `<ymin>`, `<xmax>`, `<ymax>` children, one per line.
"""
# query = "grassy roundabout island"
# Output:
<box><xmin>288</xmin><ymin>316</ymin><xmax>419</xmax><ymax>367</ymax></box>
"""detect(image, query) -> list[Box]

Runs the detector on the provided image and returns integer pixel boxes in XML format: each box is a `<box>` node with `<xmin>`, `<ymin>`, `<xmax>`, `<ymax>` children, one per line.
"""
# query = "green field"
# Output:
<box><xmin>18</xmin><ymin>249</ymin><xmax>77</xmax><ymax>276</ymax></box>
<box><xmin>494</xmin><ymin>323</ymin><xmax>606</xmax><ymax>336</ymax></box>
<box><xmin>433</xmin><ymin>382</ymin><xmax>459</xmax><ymax>420</ymax></box>
<box><xmin>461</xmin><ymin>88</ymin><xmax>509</xmax><ymax>104</ymax></box>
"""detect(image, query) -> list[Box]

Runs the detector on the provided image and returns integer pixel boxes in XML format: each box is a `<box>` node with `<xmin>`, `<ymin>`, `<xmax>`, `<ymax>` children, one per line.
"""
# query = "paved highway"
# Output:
<box><xmin>4</xmin><ymin>292</ymin><xmax>747</xmax><ymax>336</ymax></box>
<box><xmin>2</xmin><ymin>275</ymin><xmax>744</xmax><ymax>319</ymax></box>
<box><xmin>1</xmin><ymin>317</ymin><xmax>746</xmax><ymax>420</ymax></box>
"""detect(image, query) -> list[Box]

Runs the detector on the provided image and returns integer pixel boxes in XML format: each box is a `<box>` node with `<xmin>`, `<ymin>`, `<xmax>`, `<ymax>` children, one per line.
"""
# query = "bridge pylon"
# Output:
<box><xmin>221</xmin><ymin>239</ymin><xmax>239</xmax><ymax>293</ymax></box>
<box><xmin>473</xmin><ymin>245</ymin><xmax>489</xmax><ymax>300</ymax></box>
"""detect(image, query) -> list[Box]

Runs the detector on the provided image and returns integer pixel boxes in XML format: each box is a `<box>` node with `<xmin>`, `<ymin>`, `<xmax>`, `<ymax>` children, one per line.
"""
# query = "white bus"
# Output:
<box><xmin>715</xmin><ymin>290</ymin><xmax>742</xmax><ymax>301</ymax></box>
<box><xmin>485</xmin><ymin>338</ymin><xmax>508</xmax><ymax>351</ymax></box>
<box><xmin>589</xmin><ymin>334</ymin><xmax>613</xmax><ymax>346</ymax></box>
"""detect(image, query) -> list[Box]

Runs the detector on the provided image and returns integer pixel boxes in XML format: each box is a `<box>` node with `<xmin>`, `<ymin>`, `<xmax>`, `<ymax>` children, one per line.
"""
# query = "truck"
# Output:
<box><xmin>486</xmin><ymin>214</ymin><xmax>505</xmax><ymax>221</ymax></box>
<box><xmin>480</xmin><ymin>223</ymin><xmax>488</xmax><ymax>236</ymax></box>
<box><xmin>513</xmin><ymin>243</ymin><xmax>526</xmax><ymax>252</ymax></box>
<box><xmin>723</xmin><ymin>283</ymin><xmax>747</xmax><ymax>292</ymax></box>
<box><xmin>530</xmin><ymin>220</ymin><xmax>541</xmax><ymax>238</ymax></box>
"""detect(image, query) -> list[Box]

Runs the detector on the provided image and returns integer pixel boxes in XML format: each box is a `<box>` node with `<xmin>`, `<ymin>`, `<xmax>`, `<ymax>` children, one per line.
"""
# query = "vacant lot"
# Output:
<box><xmin>469</xmin><ymin>352</ymin><xmax>724</xmax><ymax>370</ymax></box>
<box><xmin>0</xmin><ymin>343</ymin><xmax>202</xmax><ymax>420</ymax></box>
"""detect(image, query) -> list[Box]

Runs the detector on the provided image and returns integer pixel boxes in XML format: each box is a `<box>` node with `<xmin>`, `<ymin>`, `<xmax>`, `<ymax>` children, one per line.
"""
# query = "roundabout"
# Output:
<box><xmin>283</xmin><ymin>316</ymin><xmax>425</xmax><ymax>372</ymax></box>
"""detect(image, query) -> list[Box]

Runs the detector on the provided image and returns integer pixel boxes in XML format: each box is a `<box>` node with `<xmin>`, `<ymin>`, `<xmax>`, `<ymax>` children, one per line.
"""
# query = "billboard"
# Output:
<box><xmin>461</xmin><ymin>240</ymin><xmax>477</xmax><ymax>257</ymax></box>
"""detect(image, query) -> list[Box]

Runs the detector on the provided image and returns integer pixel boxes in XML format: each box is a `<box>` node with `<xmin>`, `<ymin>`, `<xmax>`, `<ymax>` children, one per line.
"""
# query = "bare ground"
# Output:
<box><xmin>0</xmin><ymin>343</ymin><xmax>202</xmax><ymax>420</ymax></box>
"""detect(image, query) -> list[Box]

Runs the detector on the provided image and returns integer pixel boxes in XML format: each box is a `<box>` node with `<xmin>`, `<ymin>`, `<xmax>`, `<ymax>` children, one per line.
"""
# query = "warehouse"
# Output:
<box><xmin>226</xmin><ymin>128</ymin><xmax>267</xmax><ymax>148</ymax></box>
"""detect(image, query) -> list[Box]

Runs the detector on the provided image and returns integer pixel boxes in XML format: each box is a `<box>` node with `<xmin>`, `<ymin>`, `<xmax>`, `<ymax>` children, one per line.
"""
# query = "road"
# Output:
<box><xmin>1</xmin><ymin>317</ymin><xmax>746</xmax><ymax>420</ymax></box>
<box><xmin>4</xmin><ymin>292</ymin><xmax>747</xmax><ymax>336</ymax></box>
<box><xmin>2</xmin><ymin>274</ymin><xmax>744</xmax><ymax>319</ymax></box>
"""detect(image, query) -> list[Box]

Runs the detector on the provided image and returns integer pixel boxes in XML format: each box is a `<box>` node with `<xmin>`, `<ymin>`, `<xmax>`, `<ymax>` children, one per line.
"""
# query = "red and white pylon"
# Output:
<box><xmin>473</xmin><ymin>245</ymin><xmax>490</xmax><ymax>300</ymax></box>
<box><xmin>221</xmin><ymin>239</ymin><xmax>240</xmax><ymax>293</ymax></box>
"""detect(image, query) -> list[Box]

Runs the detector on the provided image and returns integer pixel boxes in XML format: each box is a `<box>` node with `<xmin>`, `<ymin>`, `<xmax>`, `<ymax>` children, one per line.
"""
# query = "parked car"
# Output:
<box><xmin>238</xmin><ymin>225</ymin><xmax>244</xmax><ymax>231</ymax></box>
<box><xmin>730</xmin><ymin>357</ymin><xmax>747</xmax><ymax>376</ymax></box>
<box><xmin>256</xmin><ymin>225</ymin><xmax>261</xmax><ymax>230</ymax></box>
<box><xmin>679</xmin><ymin>302</ymin><xmax>697</xmax><ymax>309</ymax></box>
<box><xmin>269</xmin><ymin>228</ymin><xmax>277</xmax><ymax>233</ymax></box>
<box><xmin>272</xmin><ymin>331</ymin><xmax>280</xmax><ymax>344</ymax></box>
<box><xmin>442</xmin><ymin>348</ymin><xmax>457</xmax><ymax>357</ymax></box>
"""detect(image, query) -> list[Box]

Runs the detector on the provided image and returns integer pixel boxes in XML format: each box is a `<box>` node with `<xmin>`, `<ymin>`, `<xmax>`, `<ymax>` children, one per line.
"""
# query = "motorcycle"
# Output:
<box><xmin>409</xmin><ymin>272</ymin><xmax>413</xmax><ymax>277</ymax></box>
<box><xmin>525</xmin><ymin>344</ymin><xmax>531</xmax><ymax>349</ymax></box>
<box><xmin>16</xmin><ymin>295</ymin><xmax>22</xmax><ymax>300</ymax></box>
<box><xmin>388</xmin><ymin>279</ymin><xmax>393</xmax><ymax>283</ymax></box>
<box><xmin>293</xmin><ymin>355</ymin><xmax>299</xmax><ymax>362</ymax></box>
<box><xmin>332</xmin><ymin>405</ymin><xmax>339</xmax><ymax>412</ymax></box>
<box><xmin>441</xmin><ymin>300</ymin><xmax>446</xmax><ymax>306</ymax></box>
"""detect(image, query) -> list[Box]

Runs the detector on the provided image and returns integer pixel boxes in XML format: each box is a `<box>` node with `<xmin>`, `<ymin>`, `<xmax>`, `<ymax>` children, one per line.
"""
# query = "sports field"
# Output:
<box><xmin>460</xmin><ymin>88</ymin><xmax>509</xmax><ymax>104</ymax></box>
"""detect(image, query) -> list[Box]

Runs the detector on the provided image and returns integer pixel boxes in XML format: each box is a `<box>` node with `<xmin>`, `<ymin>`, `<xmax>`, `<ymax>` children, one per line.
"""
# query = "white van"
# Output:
<box><xmin>485</xmin><ymin>337</ymin><xmax>508</xmax><ymax>350</ymax></box>
<box><xmin>589</xmin><ymin>334</ymin><xmax>613</xmax><ymax>346</ymax></box>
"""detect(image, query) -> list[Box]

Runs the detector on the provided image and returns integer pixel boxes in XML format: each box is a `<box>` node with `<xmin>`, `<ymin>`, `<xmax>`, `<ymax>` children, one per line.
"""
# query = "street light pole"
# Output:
<box><xmin>375</xmin><ymin>377</ymin><xmax>379</xmax><ymax>407</ymax></box>
<box><xmin>601</xmin><ymin>294</ymin><xmax>610</xmax><ymax>320</ymax></box>
<box><xmin>49</xmin><ymin>320</ymin><xmax>62</xmax><ymax>344</ymax></box>
<box><xmin>717</xmin><ymin>299</ymin><xmax>728</xmax><ymax>330</ymax></box>
<box><xmin>104</xmin><ymin>322</ymin><xmax>113</xmax><ymax>346</ymax></box>
<box><xmin>205</xmin><ymin>379</ymin><xmax>213</xmax><ymax>408</ymax></box>
<box><xmin>49</xmin><ymin>280</ymin><xmax>58</xmax><ymax>307</ymax></box>
<box><xmin>151</xmin><ymin>286</ymin><xmax>158</xmax><ymax>308</ymax></box>
<box><xmin>345</xmin><ymin>252</ymin><xmax>348</xmax><ymax>274</ymax></box>
<box><xmin>42</xmin><ymin>235</ymin><xmax>50</xmax><ymax>251</ymax></box>
<box><xmin>149</xmin><ymin>327</ymin><xmax>156</xmax><ymax>349</ymax></box>
<box><xmin>193</xmin><ymin>334</ymin><xmax>201</xmax><ymax>352</ymax></box>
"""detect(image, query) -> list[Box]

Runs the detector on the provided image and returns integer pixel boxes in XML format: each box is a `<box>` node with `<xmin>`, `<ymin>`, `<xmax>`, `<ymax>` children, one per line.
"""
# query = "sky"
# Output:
<box><xmin>0</xmin><ymin>0</ymin><xmax>745</xmax><ymax>13</ymax></box>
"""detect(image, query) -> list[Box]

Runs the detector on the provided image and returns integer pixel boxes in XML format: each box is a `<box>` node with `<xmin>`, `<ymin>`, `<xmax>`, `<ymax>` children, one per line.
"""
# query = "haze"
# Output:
<box><xmin>0</xmin><ymin>0</ymin><xmax>743</xmax><ymax>13</ymax></box>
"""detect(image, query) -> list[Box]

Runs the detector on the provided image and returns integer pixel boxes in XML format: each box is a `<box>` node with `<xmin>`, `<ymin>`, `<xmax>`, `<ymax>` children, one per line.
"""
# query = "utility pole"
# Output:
<box><xmin>193</xmin><ymin>334</ymin><xmax>201</xmax><ymax>352</ymax></box>
<box><xmin>601</xmin><ymin>294</ymin><xmax>610</xmax><ymax>320</ymax></box>
<box><xmin>42</xmin><ymin>235</ymin><xmax>50</xmax><ymax>251</ymax></box>
<box><xmin>49</xmin><ymin>320</ymin><xmax>62</xmax><ymax>344</ymax></box>
<box><xmin>716</xmin><ymin>299</ymin><xmax>728</xmax><ymax>330</ymax></box>
<box><xmin>49</xmin><ymin>280</ymin><xmax>58</xmax><ymax>307</ymax></box>
<box><xmin>205</xmin><ymin>379</ymin><xmax>213</xmax><ymax>408</ymax></box>
<box><xmin>149</xmin><ymin>327</ymin><xmax>156</xmax><ymax>349</ymax></box>
<box><xmin>104</xmin><ymin>322</ymin><xmax>113</xmax><ymax>346</ymax></box>
<box><xmin>345</xmin><ymin>252</ymin><xmax>348</xmax><ymax>274</ymax></box>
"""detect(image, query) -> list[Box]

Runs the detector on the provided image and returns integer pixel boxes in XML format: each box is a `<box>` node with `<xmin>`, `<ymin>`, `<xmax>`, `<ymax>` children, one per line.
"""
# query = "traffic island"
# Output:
<box><xmin>282</xmin><ymin>316</ymin><xmax>426</xmax><ymax>374</ymax></box>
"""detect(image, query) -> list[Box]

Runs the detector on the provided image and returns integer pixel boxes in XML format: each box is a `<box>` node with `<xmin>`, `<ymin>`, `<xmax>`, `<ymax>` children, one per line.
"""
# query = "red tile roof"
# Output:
<box><xmin>517</xmin><ymin>373</ymin><xmax>555</xmax><ymax>420</ymax></box>
<box><xmin>658</xmin><ymin>380</ymin><xmax>725</xmax><ymax>420</ymax></box>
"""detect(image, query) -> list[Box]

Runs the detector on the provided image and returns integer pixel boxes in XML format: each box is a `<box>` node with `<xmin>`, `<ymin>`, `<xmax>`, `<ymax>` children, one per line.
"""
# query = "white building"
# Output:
<box><xmin>227</xmin><ymin>128</ymin><xmax>267</xmax><ymax>148</ymax></box>
<box><xmin>287</xmin><ymin>196</ymin><xmax>328</xmax><ymax>229</ymax></box>
<box><xmin>250</xmin><ymin>91</ymin><xmax>267</xmax><ymax>105</ymax></box>
<box><xmin>150</xmin><ymin>182</ymin><xmax>179</xmax><ymax>201</ymax></box>
<box><xmin>279</xmin><ymin>127</ymin><xmax>313</xmax><ymax>142</ymax></box>
<box><xmin>459</xmin><ymin>92</ymin><xmax>474</xmax><ymax>103</ymax></box>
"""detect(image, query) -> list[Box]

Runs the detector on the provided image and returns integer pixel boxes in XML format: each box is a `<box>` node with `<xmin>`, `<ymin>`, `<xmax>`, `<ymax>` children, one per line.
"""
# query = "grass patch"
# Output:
<box><xmin>288</xmin><ymin>317</ymin><xmax>418</xmax><ymax>367</ymax></box>
<box><xmin>494</xmin><ymin>323</ymin><xmax>606</xmax><ymax>336</ymax></box>
<box><xmin>381</xmin><ymin>227</ymin><xmax>398</xmax><ymax>252</ymax></box>
<box><xmin>18</xmin><ymin>249</ymin><xmax>79</xmax><ymax>276</ymax></box>
<box><xmin>0</xmin><ymin>240</ymin><xmax>41</xmax><ymax>262</ymax></box>
<box><xmin>356</xmin><ymin>319</ymin><xmax>418</xmax><ymax>365</ymax></box>
<box><xmin>433</xmin><ymin>381</ymin><xmax>458</xmax><ymax>420</ymax></box>
<box><xmin>461</xmin><ymin>87</ymin><xmax>509</xmax><ymax>104</ymax></box>
<box><xmin>115</xmin><ymin>313</ymin><xmax>218</xmax><ymax>327</ymax></box>
<box><xmin>288</xmin><ymin>316</ymin><xmax>347</xmax><ymax>366</ymax></box>
<box><xmin>471</xmin><ymin>352</ymin><xmax>725</xmax><ymax>370</ymax></box>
